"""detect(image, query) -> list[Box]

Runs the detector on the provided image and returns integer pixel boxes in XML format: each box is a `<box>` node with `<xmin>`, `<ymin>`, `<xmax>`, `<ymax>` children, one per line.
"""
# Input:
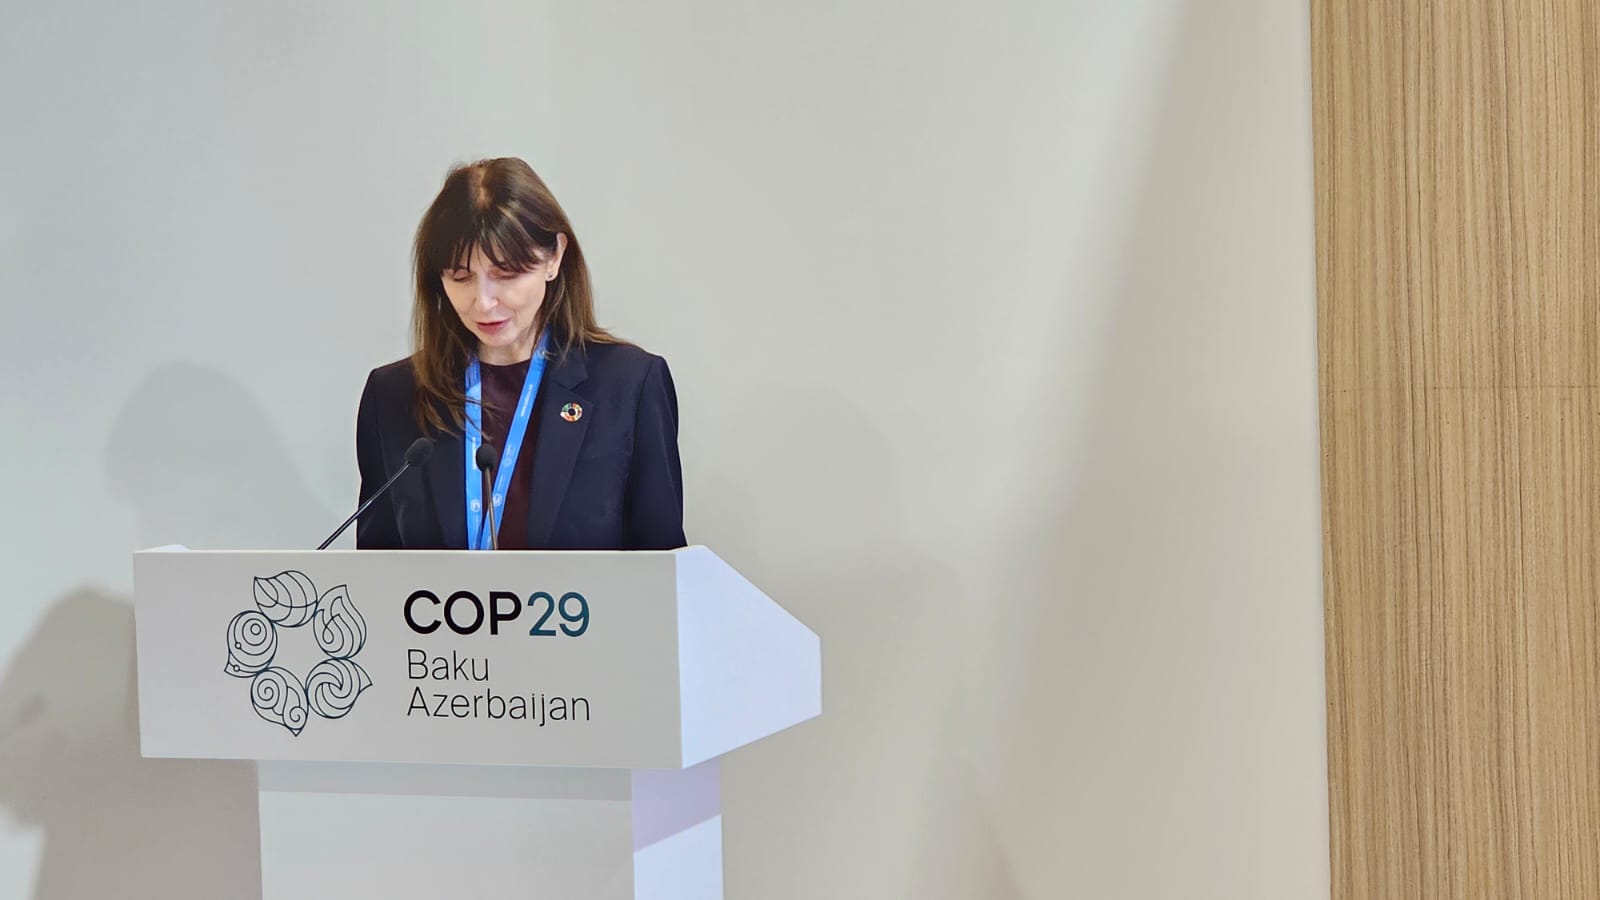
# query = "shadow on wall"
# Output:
<box><xmin>0</xmin><ymin>362</ymin><xmax>341</xmax><ymax>899</ymax></box>
<box><xmin>107</xmin><ymin>362</ymin><xmax>339</xmax><ymax>551</ymax></box>
<box><xmin>0</xmin><ymin>591</ymin><xmax>262</xmax><ymax>900</ymax></box>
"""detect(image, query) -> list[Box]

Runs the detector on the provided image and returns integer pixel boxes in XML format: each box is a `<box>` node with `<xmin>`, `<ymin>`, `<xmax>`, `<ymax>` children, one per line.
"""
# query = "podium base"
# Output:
<box><xmin>256</xmin><ymin>760</ymin><xmax>722</xmax><ymax>899</ymax></box>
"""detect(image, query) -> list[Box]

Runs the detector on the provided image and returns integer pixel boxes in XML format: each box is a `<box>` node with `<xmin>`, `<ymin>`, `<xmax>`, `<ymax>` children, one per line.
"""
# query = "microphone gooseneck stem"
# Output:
<box><xmin>317</xmin><ymin>461</ymin><xmax>411</xmax><ymax>550</ymax></box>
<box><xmin>481</xmin><ymin>464</ymin><xmax>498</xmax><ymax>550</ymax></box>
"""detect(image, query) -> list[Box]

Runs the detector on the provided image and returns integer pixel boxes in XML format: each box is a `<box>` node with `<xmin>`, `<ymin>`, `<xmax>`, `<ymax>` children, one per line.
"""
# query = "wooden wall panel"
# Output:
<box><xmin>1313</xmin><ymin>1</ymin><xmax>1600</xmax><ymax>897</ymax></box>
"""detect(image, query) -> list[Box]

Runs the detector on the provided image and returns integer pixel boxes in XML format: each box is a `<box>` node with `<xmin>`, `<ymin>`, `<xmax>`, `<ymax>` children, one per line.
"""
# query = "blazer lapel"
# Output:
<box><xmin>425</xmin><ymin>426</ymin><xmax>467</xmax><ymax>550</ymax></box>
<box><xmin>526</xmin><ymin>344</ymin><xmax>591</xmax><ymax>548</ymax></box>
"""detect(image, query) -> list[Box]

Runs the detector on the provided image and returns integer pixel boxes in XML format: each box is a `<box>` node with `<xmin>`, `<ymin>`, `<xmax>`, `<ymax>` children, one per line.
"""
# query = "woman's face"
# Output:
<box><xmin>441</xmin><ymin>236</ymin><xmax>565</xmax><ymax>363</ymax></box>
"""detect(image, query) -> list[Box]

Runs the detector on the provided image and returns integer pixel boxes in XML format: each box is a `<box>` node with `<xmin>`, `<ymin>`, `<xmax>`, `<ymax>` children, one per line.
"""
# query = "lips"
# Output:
<box><xmin>477</xmin><ymin>319</ymin><xmax>511</xmax><ymax>333</ymax></box>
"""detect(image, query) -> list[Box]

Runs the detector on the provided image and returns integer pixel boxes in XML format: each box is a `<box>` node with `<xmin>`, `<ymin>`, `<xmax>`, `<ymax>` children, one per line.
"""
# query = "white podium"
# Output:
<box><xmin>132</xmin><ymin>545</ymin><xmax>821</xmax><ymax>899</ymax></box>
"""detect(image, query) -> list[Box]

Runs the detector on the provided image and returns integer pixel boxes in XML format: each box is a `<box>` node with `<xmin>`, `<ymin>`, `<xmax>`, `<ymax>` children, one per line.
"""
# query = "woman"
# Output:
<box><xmin>354</xmin><ymin>157</ymin><xmax>685</xmax><ymax>551</ymax></box>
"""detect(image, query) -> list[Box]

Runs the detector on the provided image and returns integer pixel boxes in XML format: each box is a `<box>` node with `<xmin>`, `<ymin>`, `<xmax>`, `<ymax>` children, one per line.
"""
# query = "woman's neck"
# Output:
<box><xmin>477</xmin><ymin>345</ymin><xmax>530</xmax><ymax>366</ymax></box>
<box><xmin>477</xmin><ymin>328</ymin><xmax>540</xmax><ymax>366</ymax></box>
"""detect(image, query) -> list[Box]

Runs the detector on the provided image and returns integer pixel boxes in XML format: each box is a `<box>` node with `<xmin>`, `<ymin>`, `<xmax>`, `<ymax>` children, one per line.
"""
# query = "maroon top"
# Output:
<box><xmin>477</xmin><ymin>359</ymin><xmax>546</xmax><ymax>550</ymax></box>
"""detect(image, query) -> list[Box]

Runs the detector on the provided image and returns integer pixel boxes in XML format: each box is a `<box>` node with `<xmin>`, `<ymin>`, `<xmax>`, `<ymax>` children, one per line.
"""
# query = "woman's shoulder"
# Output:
<box><xmin>363</xmin><ymin>355</ymin><xmax>419</xmax><ymax>395</ymax></box>
<box><xmin>357</xmin><ymin>356</ymin><xmax>422</xmax><ymax>430</ymax></box>
<box><xmin>580</xmin><ymin>339</ymin><xmax>671</xmax><ymax>384</ymax></box>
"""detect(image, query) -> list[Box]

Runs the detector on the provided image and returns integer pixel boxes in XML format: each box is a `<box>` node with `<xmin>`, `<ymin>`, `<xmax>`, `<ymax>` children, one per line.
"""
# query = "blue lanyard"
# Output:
<box><xmin>464</xmin><ymin>331</ymin><xmax>549</xmax><ymax>550</ymax></box>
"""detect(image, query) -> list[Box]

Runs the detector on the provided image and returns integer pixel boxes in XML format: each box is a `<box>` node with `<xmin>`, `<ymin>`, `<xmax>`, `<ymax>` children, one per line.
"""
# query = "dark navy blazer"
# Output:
<box><xmin>353</xmin><ymin>341</ymin><xmax>686</xmax><ymax>551</ymax></box>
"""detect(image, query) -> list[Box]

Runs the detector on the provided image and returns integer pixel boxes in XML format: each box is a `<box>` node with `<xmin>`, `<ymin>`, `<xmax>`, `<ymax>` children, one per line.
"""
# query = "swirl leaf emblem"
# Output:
<box><xmin>305</xmin><ymin>658</ymin><xmax>373</xmax><ymax>719</ymax></box>
<box><xmin>254</xmin><ymin>570</ymin><xmax>319</xmax><ymax>627</ymax></box>
<box><xmin>223</xmin><ymin>571</ymin><xmax>371</xmax><ymax>736</ymax></box>
<box><xmin>314</xmin><ymin>585</ymin><xmax>367</xmax><ymax>659</ymax></box>
<box><xmin>251</xmin><ymin>667</ymin><xmax>310</xmax><ymax>735</ymax></box>
<box><xmin>224</xmin><ymin>610</ymin><xmax>277</xmax><ymax>677</ymax></box>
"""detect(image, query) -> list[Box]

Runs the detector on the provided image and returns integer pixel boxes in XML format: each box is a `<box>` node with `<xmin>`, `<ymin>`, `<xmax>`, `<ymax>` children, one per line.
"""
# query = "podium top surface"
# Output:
<box><xmin>136</xmin><ymin>544</ymin><xmax>693</xmax><ymax>556</ymax></box>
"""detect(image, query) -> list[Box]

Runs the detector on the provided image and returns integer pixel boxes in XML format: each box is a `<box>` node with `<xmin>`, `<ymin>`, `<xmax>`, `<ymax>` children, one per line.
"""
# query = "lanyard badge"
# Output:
<box><xmin>463</xmin><ymin>331</ymin><xmax>549</xmax><ymax>550</ymax></box>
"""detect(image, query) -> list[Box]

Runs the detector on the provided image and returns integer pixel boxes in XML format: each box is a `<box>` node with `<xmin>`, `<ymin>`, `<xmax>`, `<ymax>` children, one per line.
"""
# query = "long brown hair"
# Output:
<box><xmin>409</xmin><ymin>157</ymin><xmax>617</xmax><ymax>433</ymax></box>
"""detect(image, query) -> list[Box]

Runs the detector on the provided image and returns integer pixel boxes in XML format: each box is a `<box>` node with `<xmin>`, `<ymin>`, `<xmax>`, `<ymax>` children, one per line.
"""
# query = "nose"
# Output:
<box><xmin>474</xmin><ymin>274</ymin><xmax>498</xmax><ymax>310</ymax></box>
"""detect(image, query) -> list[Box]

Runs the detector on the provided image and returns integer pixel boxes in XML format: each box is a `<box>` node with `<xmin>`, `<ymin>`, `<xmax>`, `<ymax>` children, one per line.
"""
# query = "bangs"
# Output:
<box><xmin>420</xmin><ymin>192</ymin><xmax>556</xmax><ymax>275</ymax></box>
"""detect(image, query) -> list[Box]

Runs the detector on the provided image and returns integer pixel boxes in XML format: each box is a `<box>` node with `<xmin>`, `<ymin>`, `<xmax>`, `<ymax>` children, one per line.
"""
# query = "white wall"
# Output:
<box><xmin>0</xmin><ymin>1</ymin><xmax>1327</xmax><ymax>897</ymax></box>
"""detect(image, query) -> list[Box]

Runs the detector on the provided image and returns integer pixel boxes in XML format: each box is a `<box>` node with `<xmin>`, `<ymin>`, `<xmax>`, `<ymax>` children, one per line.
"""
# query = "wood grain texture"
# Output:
<box><xmin>1313</xmin><ymin>1</ymin><xmax>1600</xmax><ymax>897</ymax></box>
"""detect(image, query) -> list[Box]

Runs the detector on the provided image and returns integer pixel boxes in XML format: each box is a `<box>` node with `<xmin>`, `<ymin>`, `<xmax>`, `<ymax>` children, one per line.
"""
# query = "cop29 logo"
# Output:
<box><xmin>223</xmin><ymin>571</ymin><xmax>371</xmax><ymax>736</ymax></box>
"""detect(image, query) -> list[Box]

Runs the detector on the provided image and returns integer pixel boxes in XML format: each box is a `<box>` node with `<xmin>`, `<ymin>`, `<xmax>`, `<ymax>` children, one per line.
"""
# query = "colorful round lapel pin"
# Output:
<box><xmin>560</xmin><ymin>402</ymin><xmax>584</xmax><ymax>423</ymax></box>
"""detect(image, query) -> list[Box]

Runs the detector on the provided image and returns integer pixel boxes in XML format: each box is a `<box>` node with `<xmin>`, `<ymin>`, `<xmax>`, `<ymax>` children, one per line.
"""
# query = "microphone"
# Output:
<box><xmin>317</xmin><ymin>437</ymin><xmax>434</xmax><ymax>550</ymax></box>
<box><xmin>475</xmin><ymin>443</ymin><xmax>500</xmax><ymax>551</ymax></box>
